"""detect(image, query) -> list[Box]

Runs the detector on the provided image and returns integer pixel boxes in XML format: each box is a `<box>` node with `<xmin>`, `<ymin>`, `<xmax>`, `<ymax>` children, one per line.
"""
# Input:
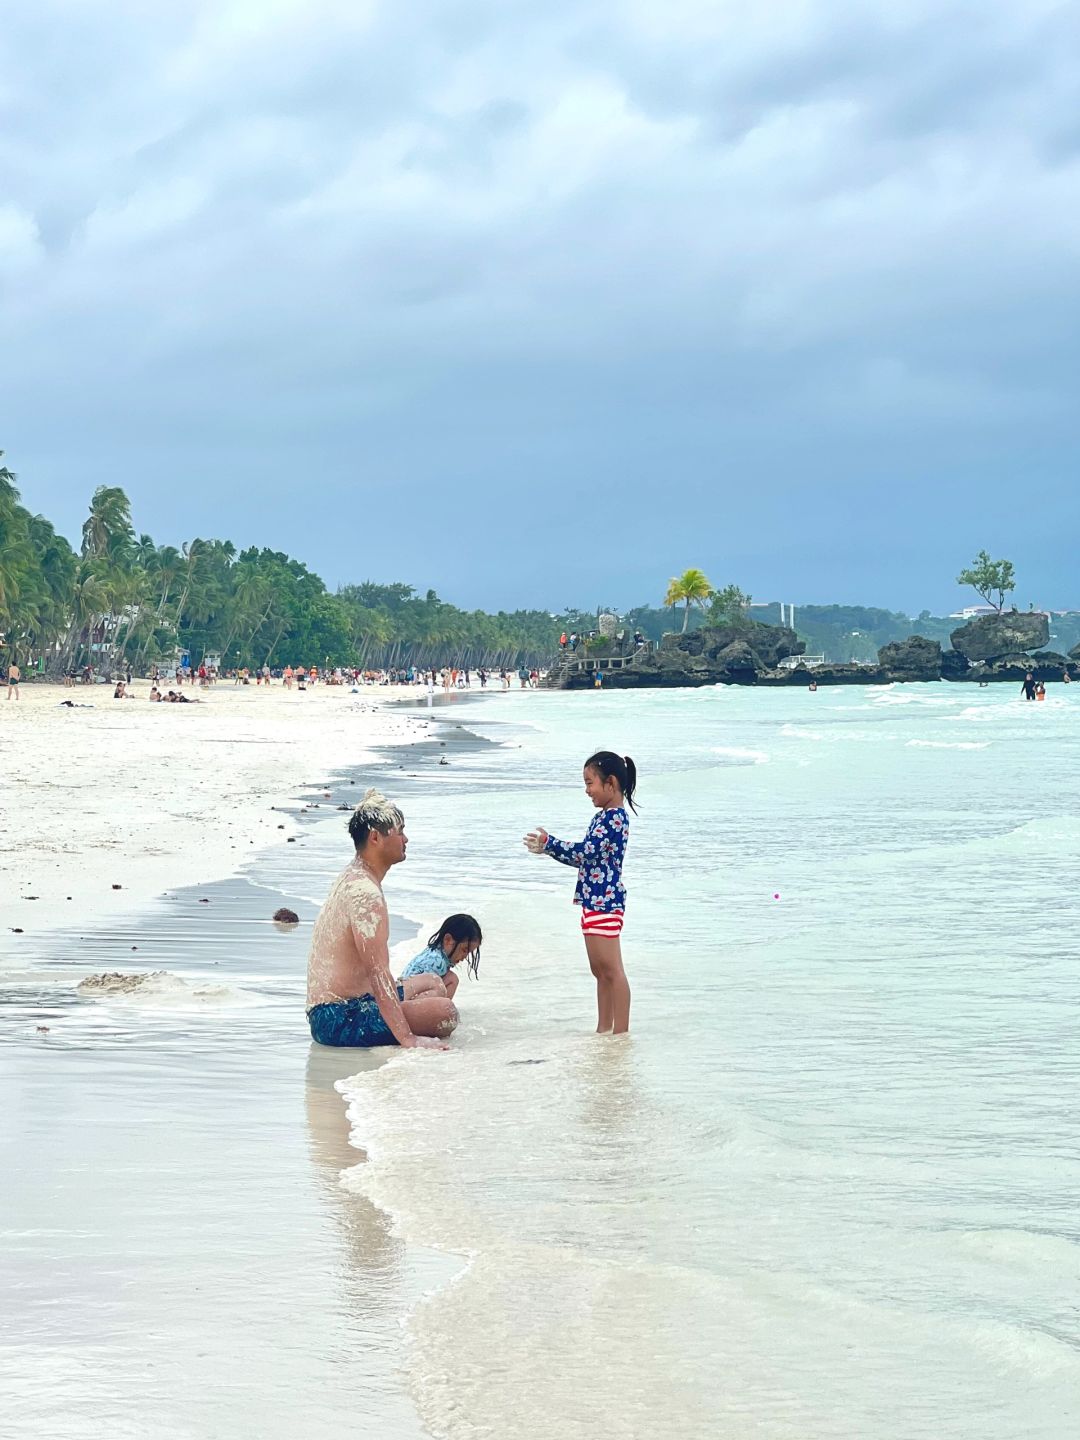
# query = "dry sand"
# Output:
<box><xmin>0</xmin><ymin>678</ymin><xmax>430</xmax><ymax>941</ymax></box>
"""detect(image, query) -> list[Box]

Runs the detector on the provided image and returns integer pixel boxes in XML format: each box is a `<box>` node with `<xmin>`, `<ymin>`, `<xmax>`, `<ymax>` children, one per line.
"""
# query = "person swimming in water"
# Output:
<box><xmin>306</xmin><ymin>789</ymin><xmax>458</xmax><ymax>1049</ymax></box>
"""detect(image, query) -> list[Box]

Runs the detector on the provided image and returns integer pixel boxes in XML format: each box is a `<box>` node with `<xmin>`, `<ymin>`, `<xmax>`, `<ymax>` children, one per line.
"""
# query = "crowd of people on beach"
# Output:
<box><xmin>1</xmin><ymin>658</ymin><xmax>547</xmax><ymax>693</ymax></box>
<box><xmin>139</xmin><ymin>661</ymin><xmax>547</xmax><ymax>690</ymax></box>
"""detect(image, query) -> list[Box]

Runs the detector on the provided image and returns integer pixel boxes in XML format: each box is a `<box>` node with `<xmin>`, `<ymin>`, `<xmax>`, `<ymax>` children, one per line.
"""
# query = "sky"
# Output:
<box><xmin>2</xmin><ymin>0</ymin><xmax>1079</xmax><ymax>616</ymax></box>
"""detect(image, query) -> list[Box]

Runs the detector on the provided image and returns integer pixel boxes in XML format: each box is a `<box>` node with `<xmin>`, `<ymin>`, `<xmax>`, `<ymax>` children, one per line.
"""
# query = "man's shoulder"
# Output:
<box><xmin>336</xmin><ymin>863</ymin><xmax>386</xmax><ymax>913</ymax></box>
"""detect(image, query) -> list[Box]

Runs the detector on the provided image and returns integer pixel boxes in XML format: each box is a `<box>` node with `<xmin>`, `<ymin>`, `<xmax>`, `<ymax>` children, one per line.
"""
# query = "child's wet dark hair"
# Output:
<box><xmin>428</xmin><ymin>913</ymin><xmax>483</xmax><ymax>979</ymax></box>
<box><xmin>584</xmin><ymin>751</ymin><xmax>638</xmax><ymax>813</ymax></box>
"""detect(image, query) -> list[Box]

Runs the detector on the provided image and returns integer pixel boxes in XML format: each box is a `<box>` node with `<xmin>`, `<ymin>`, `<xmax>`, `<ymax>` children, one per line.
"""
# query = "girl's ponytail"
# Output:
<box><xmin>585</xmin><ymin>750</ymin><xmax>639</xmax><ymax>814</ymax></box>
<box><xmin>622</xmin><ymin>755</ymin><xmax>637</xmax><ymax>814</ymax></box>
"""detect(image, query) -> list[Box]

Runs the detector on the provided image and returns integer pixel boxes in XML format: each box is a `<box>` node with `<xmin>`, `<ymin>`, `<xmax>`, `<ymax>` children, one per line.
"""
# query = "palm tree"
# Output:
<box><xmin>81</xmin><ymin>486</ymin><xmax>135</xmax><ymax>561</ymax></box>
<box><xmin>663</xmin><ymin>568</ymin><xmax>713</xmax><ymax>632</ymax></box>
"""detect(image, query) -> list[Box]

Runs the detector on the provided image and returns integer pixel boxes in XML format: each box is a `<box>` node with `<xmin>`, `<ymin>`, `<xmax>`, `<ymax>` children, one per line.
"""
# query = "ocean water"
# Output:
<box><xmin>4</xmin><ymin>683</ymin><xmax>1080</xmax><ymax>1440</ymax></box>
<box><xmin>336</xmin><ymin>684</ymin><xmax>1080</xmax><ymax>1440</ymax></box>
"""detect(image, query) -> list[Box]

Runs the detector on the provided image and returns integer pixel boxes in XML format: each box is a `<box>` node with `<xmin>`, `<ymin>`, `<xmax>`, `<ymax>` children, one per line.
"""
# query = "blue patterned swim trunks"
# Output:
<box><xmin>308</xmin><ymin>986</ymin><xmax>406</xmax><ymax>1048</ymax></box>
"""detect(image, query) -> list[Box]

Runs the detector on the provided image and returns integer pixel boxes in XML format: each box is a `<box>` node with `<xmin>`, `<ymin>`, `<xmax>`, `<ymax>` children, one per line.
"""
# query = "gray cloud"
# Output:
<box><xmin>2</xmin><ymin>0</ymin><xmax>1079</xmax><ymax>611</ymax></box>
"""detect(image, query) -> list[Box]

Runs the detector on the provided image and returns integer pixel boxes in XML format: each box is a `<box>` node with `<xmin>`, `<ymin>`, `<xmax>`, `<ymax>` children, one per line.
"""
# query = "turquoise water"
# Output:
<box><xmin>338</xmin><ymin>684</ymin><xmax>1080</xmax><ymax>1439</ymax></box>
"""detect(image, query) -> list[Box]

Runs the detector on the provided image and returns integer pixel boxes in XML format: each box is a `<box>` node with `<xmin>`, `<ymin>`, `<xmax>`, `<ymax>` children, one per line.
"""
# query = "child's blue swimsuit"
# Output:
<box><xmin>399</xmin><ymin>945</ymin><xmax>450</xmax><ymax>980</ymax></box>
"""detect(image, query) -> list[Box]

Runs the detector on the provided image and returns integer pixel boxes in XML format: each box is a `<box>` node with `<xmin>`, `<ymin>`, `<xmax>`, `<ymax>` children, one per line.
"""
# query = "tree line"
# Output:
<box><xmin>4</xmin><ymin>461</ymin><xmax>1060</xmax><ymax>674</ymax></box>
<box><xmin>0</xmin><ymin>463</ymin><xmax>564</xmax><ymax>673</ymax></box>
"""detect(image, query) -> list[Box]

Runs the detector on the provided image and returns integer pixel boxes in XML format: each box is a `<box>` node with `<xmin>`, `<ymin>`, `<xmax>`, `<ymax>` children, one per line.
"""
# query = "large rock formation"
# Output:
<box><xmin>877</xmin><ymin>635</ymin><xmax>942</xmax><ymax>681</ymax></box>
<box><xmin>758</xmin><ymin>663</ymin><xmax>885</xmax><ymax>686</ymax></box>
<box><xmin>950</xmin><ymin>610</ymin><xmax>1049</xmax><ymax>662</ymax></box>
<box><xmin>545</xmin><ymin>613</ymin><xmax>1064</xmax><ymax>689</ymax></box>
<box><xmin>967</xmin><ymin>651</ymin><xmax>1074</xmax><ymax>683</ymax></box>
<box><xmin>940</xmin><ymin>648</ymin><xmax>970</xmax><ymax>681</ymax></box>
<box><xmin>660</xmin><ymin>620</ymin><xmax>804</xmax><ymax>670</ymax></box>
<box><xmin>550</xmin><ymin>621</ymin><xmax>803</xmax><ymax>688</ymax></box>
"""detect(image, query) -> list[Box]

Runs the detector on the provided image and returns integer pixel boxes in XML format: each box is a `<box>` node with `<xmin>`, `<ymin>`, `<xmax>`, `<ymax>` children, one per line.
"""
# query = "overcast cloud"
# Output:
<box><xmin>2</xmin><ymin>0</ymin><xmax>1079</xmax><ymax>612</ymax></box>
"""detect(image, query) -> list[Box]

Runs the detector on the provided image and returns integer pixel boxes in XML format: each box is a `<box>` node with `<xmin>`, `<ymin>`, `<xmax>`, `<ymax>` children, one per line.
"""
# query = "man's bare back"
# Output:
<box><xmin>306</xmin><ymin>859</ymin><xmax>389</xmax><ymax>1008</ymax></box>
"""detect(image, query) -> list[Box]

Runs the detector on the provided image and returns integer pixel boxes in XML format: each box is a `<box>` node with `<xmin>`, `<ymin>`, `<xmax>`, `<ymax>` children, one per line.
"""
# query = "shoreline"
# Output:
<box><xmin>1</xmin><ymin>685</ymin><xmax>512</xmax><ymax>1440</ymax></box>
<box><xmin>1</xmin><ymin>691</ymin><xmax>505</xmax><ymax>1440</ymax></box>
<box><xmin>0</xmin><ymin>679</ymin><xmax>451</xmax><ymax>942</ymax></box>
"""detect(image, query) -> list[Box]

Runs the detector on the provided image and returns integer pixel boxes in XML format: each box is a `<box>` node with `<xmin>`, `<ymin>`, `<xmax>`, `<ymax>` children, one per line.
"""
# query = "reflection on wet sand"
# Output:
<box><xmin>304</xmin><ymin>1044</ymin><xmax>407</xmax><ymax>1290</ymax></box>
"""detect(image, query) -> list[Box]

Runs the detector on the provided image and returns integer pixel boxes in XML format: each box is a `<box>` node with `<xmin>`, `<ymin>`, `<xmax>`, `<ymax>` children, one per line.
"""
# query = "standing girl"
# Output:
<box><xmin>524</xmin><ymin>751</ymin><xmax>637</xmax><ymax>1034</ymax></box>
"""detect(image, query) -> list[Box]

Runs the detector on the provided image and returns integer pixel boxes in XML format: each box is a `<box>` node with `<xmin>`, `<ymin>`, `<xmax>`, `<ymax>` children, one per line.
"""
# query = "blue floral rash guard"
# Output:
<box><xmin>399</xmin><ymin>945</ymin><xmax>450</xmax><ymax>980</ymax></box>
<box><xmin>544</xmin><ymin>806</ymin><xmax>629</xmax><ymax>912</ymax></box>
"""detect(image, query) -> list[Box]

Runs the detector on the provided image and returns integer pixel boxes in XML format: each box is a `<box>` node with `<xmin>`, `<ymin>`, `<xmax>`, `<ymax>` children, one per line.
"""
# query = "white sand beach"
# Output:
<box><xmin>0</xmin><ymin>679</ymin><xmax>430</xmax><ymax>941</ymax></box>
<box><xmin>1</xmin><ymin>677</ymin><xmax>470</xmax><ymax>1440</ymax></box>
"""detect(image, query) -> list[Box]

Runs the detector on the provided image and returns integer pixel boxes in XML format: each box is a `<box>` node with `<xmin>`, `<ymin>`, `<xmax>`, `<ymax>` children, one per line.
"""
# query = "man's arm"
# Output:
<box><xmin>352</xmin><ymin>906</ymin><xmax>421</xmax><ymax>1047</ymax></box>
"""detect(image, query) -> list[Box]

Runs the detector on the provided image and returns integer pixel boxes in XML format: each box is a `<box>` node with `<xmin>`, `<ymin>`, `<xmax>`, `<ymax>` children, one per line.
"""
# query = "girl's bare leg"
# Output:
<box><xmin>584</xmin><ymin>935</ymin><xmax>631</xmax><ymax>1034</ymax></box>
<box><xmin>401</xmin><ymin>974</ymin><xmax>446</xmax><ymax>1000</ymax></box>
<box><xmin>401</xmin><ymin>996</ymin><xmax>459</xmax><ymax>1038</ymax></box>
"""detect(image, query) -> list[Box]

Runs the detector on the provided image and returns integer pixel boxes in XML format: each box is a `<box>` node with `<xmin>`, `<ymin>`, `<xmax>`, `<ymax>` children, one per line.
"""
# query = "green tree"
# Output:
<box><xmin>706</xmin><ymin>583</ymin><xmax>752</xmax><ymax>624</ymax></box>
<box><xmin>663</xmin><ymin>568</ymin><xmax>713</xmax><ymax>632</ymax></box>
<box><xmin>957</xmin><ymin>551</ymin><xmax>1015</xmax><ymax>612</ymax></box>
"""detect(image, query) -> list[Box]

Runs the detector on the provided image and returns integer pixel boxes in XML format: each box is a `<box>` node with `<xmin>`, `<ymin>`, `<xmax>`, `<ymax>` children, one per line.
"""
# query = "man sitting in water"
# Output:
<box><xmin>306</xmin><ymin>789</ymin><xmax>458</xmax><ymax>1050</ymax></box>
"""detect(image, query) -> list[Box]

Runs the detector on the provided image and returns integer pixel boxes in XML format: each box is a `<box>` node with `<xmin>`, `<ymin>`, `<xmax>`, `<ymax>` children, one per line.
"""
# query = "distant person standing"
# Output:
<box><xmin>1021</xmin><ymin>671</ymin><xmax>1037</xmax><ymax>700</ymax></box>
<box><xmin>1036</xmin><ymin>681</ymin><xmax>1047</xmax><ymax>701</ymax></box>
<box><xmin>6</xmin><ymin>660</ymin><xmax>19</xmax><ymax>700</ymax></box>
<box><xmin>559</xmin><ymin>633</ymin><xmax>568</xmax><ymax>650</ymax></box>
<box><xmin>518</xmin><ymin>666</ymin><xmax>530</xmax><ymax>688</ymax></box>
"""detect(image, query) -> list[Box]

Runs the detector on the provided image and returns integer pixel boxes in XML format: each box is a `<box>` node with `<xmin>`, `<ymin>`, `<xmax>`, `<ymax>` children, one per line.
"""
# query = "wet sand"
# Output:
<box><xmin>0</xmin><ymin>698</ymin><xmax>500</xmax><ymax>1439</ymax></box>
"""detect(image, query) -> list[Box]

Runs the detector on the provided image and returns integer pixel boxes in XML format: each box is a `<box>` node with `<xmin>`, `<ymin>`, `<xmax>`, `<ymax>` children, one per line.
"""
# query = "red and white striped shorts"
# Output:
<box><xmin>580</xmin><ymin>908</ymin><xmax>624</xmax><ymax>937</ymax></box>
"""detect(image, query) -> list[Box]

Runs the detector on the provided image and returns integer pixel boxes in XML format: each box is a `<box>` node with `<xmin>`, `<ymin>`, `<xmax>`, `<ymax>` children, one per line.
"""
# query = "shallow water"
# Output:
<box><xmin>343</xmin><ymin>684</ymin><xmax>1080</xmax><ymax>1439</ymax></box>
<box><xmin>4</xmin><ymin>683</ymin><xmax>1080</xmax><ymax>1438</ymax></box>
<box><xmin>0</xmin><ymin>867</ymin><xmax>446</xmax><ymax>1439</ymax></box>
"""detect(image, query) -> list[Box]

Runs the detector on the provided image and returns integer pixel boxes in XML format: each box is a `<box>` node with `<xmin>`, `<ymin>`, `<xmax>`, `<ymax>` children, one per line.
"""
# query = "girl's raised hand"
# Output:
<box><xmin>524</xmin><ymin>828</ymin><xmax>549</xmax><ymax>854</ymax></box>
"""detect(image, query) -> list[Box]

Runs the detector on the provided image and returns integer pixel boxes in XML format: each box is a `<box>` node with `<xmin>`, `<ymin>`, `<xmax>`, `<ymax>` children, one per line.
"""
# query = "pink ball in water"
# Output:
<box><xmin>773</xmin><ymin>893</ymin><xmax>780</xmax><ymax>900</ymax></box>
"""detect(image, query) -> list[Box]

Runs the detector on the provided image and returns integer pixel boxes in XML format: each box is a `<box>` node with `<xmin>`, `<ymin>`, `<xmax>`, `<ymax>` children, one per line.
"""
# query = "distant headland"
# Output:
<box><xmin>544</xmin><ymin>611</ymin><xmax>1078</xmax><ymax>689</ymax></box>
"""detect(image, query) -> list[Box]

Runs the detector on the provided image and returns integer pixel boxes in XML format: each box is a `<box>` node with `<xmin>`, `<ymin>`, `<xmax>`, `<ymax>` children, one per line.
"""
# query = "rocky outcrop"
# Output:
<box><xmin>545</xmin><ymin>613</ymin><xmax>1066</xmax><ymax>689</ymax></box>
<box><xmin>877</xmin><ymin>636</ymin><xmax>942</xmax><ymax>681</ymax></box>
<box><xmin>965</xmin><ymin>652</ymin><xmax>1075</xmax><ymax>682</ymax></box>
<box><xmin>660</xmin><ymin>620</ymin><xmax>804</xmax><ymax>670</ymax></box>
<box><xmin>940</xmin><ymin>649</ymin><xmax>970</xmax><ymax>680</ymax></box>
<box><xmin>710</xmin><ymin>640</ymin><xmax>760</xmax><ymax>679</ymax></box>
<box><xmin>758</xmin><ymin>663</ymin><xmax>885</xmax><ymax>686</ymax></box>
<box><xmin>965</xmin><ymin>654</ymin><xmax>1034</xmax><ymax>683</ymax></box>
<box><xmin>950</xmin><ymin>610</ymin><xmax>1049</xmax><ymax>661</ymax></box>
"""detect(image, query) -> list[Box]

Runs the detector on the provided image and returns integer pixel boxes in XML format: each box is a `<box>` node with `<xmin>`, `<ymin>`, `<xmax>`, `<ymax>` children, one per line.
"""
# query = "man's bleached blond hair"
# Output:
<box><xmin>348</xmin><ymin>788</ymin><xmax>405</xmax><ymax>849</ymax></box>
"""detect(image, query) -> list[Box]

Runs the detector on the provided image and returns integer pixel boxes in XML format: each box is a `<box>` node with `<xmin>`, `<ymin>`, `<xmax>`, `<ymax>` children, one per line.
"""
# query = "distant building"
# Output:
<box><xmin>948</xmin><ymin>605</ymin><xmax>998</xmax><ymax>619</ymax></box>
